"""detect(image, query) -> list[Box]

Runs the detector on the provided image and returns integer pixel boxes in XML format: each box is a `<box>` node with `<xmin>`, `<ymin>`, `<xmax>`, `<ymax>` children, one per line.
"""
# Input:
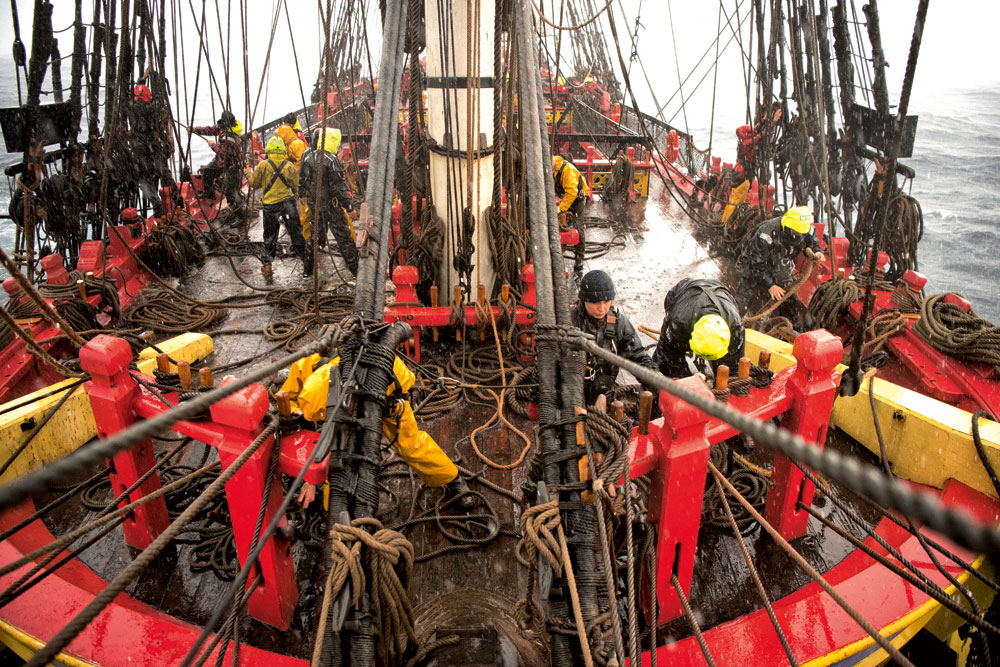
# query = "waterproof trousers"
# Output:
<box><xmin>261</xmin><ymin>198</ymin><xmax>309</xmax><ymax>268</ymax></box>
<box><xmin>314</xmin><ymin>206</ymin><xmax>359</xmax><ymax>274</ymax></box>
<box><xmin>382</xmin><ymin>399</ymin><xmax>457</xmax><ymax>487</ymax></box>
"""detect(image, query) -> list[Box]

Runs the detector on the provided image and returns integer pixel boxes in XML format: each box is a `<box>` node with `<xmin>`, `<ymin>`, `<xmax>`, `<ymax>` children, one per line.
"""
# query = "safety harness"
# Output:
<box><xmin>264</xmin><ymin>158</ymin><xmax>292</xmax><ymax>197</ymax></box>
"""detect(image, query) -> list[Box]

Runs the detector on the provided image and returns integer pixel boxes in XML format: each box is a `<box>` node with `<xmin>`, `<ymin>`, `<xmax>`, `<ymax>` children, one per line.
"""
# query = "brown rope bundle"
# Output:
<box><xmin>913</xmin><ymin>294</ymin><xmax>1000</xmax><ymax>372</ymax></box>
<box><xmin>312</xmin><ymin>518</ymin><xmax>416</xmax><ymax>667</ymax></box>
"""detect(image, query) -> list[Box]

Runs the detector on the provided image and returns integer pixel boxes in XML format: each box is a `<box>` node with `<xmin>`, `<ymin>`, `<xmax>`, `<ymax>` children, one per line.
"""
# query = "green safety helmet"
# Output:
<box><xmin>689</xmin><ymin>314</ymin><xmax>730</xmax><ymax>361</ymax></box>
<box><xmin>781</xmin><ymin>205</ymin><xmax>813</xmax><ymax>234</ymax></box>
<box><xmin>265</xmin><ymin>136</ymin><xmax>287</xmax><ymax>155</ymax></box>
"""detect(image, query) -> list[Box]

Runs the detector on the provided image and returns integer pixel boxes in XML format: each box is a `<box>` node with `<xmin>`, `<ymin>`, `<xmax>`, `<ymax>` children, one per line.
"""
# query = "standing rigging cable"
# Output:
<box><xmin>842</xmin><ymin>0</ymin><xmax>929</xmax><ymax>397</ymax></box>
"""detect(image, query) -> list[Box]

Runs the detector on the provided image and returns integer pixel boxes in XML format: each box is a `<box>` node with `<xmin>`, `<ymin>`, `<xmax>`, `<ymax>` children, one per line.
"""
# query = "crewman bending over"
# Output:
<box><xmin>653</xmin><ymin>278</ymin><xmax>745</xmax><ymax>379</ymax></box>
<box><xmin>248</xmin><ymin>137</ymin><xmax>311</xmax><ymax>279</ymax></box>
<box><xmin>736</xmin><ymin>205</ymin><xmax>825</xmax><ymax>313</ymax></box>
<box><xmin>280</xmin><ymin>352</ymin><xmax>474</xmax><ymax>508</ymax></box>
<box><xmin>571</xmin><ymin>270</ymin><xmax>656</xmax><ymax>410</ymax></box>
<box><xmin>553</xmin><ymin>155</ymin><xmax>591</xmax><ymax>274</ymax></box>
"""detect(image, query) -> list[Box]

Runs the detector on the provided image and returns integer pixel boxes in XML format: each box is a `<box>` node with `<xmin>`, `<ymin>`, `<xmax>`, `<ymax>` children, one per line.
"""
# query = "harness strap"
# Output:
<box><xmin>265</xmin><ymin>158</ymin><xmax>292</xmax><ymax>195</ymax></box>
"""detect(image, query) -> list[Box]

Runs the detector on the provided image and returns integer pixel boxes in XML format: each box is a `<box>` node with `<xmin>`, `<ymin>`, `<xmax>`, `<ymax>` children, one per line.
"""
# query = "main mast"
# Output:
<box><xmin>423</xmin><ymin>0</ymin><xmax>497</xmax><ymax>297</ymax></box>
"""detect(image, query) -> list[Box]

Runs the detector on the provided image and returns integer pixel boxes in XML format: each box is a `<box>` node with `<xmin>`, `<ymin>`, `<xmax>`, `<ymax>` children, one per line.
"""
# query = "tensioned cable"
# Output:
<box><xmin>563</xmin><ymin>331</ymin><xmax>1000</xmax><ymax>556</ymax></box>
<box><xmin>0</xmin><ymin>332</ymin><xmax>335</xmax><ymax>509</ymax></box>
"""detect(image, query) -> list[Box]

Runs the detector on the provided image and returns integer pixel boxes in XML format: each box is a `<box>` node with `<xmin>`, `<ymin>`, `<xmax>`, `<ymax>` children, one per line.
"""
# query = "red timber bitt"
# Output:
<box><xmin>79</xmin><ymin>334</ymin><xmax>328</xmax><ymax>630</ymax></box>
<box><xmin>645</xmin><ymin>376</ymin><xmax>715</xmax><ymax>625</ymax></box>
<box><xmin>208</xmin><ymin>379</ymin><xmax>299</xmax><ymax>629</ymax></box>
<box><xmin>623</xmin><ymin>328</ymin><xmax>842</xmax><ymax>625</ymax></box>
<box><xmin>383</xmin><ymin>263</ymin><xmax>539</xmax><ymax>363</ymax></box>
<box><xmin>79</xmin><ymin>335</ymin><xmax>171</xmax><ymax>549</ymax></box>
<box><xmin>763</xmin><ymin>329</ymin><xmax>843</xmax><ymax>540</ymax></box>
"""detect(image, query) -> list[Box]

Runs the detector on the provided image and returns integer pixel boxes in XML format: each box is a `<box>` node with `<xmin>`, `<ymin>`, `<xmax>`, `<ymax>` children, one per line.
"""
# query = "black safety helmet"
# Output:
<box><xmin>282</xmin><ymin>112</ymin><xmax>297</xmax><ymax>126</ymax></box>
<box><xmin>217</xmin><ymin>109</ymin><xmax>236</xmax><ymax>127</ymax></box>
<box><xmin>578</xmin><ymin>270</ymin><xmax>615</xmax><ymax>302</ymax></box>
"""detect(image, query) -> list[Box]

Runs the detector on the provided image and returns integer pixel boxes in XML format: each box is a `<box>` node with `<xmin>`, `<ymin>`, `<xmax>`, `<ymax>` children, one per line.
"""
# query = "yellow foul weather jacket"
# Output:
<box><xmin>279</xmin><ymin>353</ymin><xmax>458</xmax><ymax>488</ymax></box>
<box><xmin>249</xmin><ymin>156</ymin><xmax>298</xmax><ymax>205</ymax></box>
<box><xmin>553</xmin><ymin>155</ymin><xmax>591</xmax><ymax>212</ymax></box>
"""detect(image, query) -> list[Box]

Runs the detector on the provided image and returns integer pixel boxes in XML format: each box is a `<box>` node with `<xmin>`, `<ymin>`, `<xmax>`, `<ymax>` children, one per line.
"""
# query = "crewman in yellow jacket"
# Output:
<box><xmin>248</xmin><ymin>137</ymin><xmax>311</xmax><ymax>279</ymax></box>
<box><xmin>553</xmin><ymin>155</ymin><xmax>591</xmax><ymax>274</ymax></box>
<box><xmin>552</xmin><ymin>155</ymin><xmax>591</xmax><ymax>218</ymax></box>
<box><xmin>280</xmin><ymin>352</ymin><xmax>474</xmax><ymax>507</ymax></box>
<box><xmin>277</xmin><ymin>116</ymin><xmax>312</xmax><ymax>241</ymax></box>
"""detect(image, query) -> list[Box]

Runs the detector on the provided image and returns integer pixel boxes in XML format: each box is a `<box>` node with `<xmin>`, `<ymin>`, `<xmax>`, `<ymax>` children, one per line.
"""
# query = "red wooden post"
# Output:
<box><xmin>79</xmin><ymin>335</ymin><xmax>170</xmax><ymax>549</ymax></box>
<box><xmin>40</xmin><ymin>254</ymin><xmax>70</xmax><ymax>285</ymax></box>
<box><xmin>764</xmin><ymin>330</ymin><xmax>843</xmax><ymax>540</ymax></box>
<box><xmin>648</xmin><ymin>376</ymin><xmax>714</xmax><ymax>624</ymax></box>
<box><xmin>390</xmin><ymin>265</ymin><xmax>421</xmax><ymax>360</ymax></box>
<box><xmin>209</xmin><ymin>379</ymin><xmax>298</xmax><ymax>629</ymax></box>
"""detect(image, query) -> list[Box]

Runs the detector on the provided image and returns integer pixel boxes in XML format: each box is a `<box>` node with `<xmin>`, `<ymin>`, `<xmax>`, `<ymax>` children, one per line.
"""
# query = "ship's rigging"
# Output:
<box><xmin>2</xmin><ymin>1</ymin><xmax>1000</xmax><ymax>666</ymax></box>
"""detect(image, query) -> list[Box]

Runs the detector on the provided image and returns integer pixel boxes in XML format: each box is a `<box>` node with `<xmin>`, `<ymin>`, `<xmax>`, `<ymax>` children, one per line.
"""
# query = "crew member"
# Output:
<box><xmin>276</xmin><ymin>114</ymin><xmax>308</xmax><ymax>166</ymax></box>
<box><xmin>735</xmin><ymin>105</ymin><xmax>781</xmax><ymax>180</ymax></box>
<box><xmin>280</xmin><ymin>351</ymin><xmax>474</xmax><ymax>508</ymax></box>
<box><xmin>277</xmin><ymin>114</ymin><xmax>311</xmax><ymax>239</ymax></box>
<box><xmin>127</xmin><ymin>84</ymin><xmax>175</xmax><ymax>216</ymax></box>
<box><xmin>736</xmin><ymin>205</ymin><xmax>825</xmax><ymax>313</ymax></box>
<box><xmin>571</xmin><ymin>270</ymin><xmax>656</xmax><ymax>409</ymax></box>
<box><xmin>653</xmin><ymin>278</ymin><xmax>745</xmax><ymax>379</ymax></box>
<box><xmin>553</xmin><ymin>155</ymin><xmax>591</xmax><ymax>274</ymax></box>
<box><xmin>300</xmin><ymin>127</ymin><xmax>359</xmax><ymax>275</ymax></box>
<box><xmin>190</xmin><ymin>110</ymin><xmax>244</xmax><ymax>212</ymax></box>
<box><xmin>248</xmin><ymin>137</ymin><xmax>311</xmax><ymax>279</ymax></box>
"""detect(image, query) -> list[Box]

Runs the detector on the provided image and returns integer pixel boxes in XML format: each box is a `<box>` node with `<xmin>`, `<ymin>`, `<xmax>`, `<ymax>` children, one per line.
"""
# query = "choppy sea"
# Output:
<box><xmin>1</xmin><ymin>58</ymin><xmax>998</xmax><ymax>322</ymax></box>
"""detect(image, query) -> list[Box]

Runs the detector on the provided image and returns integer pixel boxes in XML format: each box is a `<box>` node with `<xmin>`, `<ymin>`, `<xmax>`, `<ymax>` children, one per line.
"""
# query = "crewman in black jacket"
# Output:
<box><xmin>570</xmin><ymin>270</ymin><xmax>656</xmax><ymax>408</ymax></box>
<box><xmin>736</xmin><ymin>205</ymin><xmax>824</xmax><ymax>312</ymax></box>
<box><xmin>653</xmin><ymin>278</ymin><xmax>745</xmax><ymax>379</ymax></box>
<box><xmin>300</xmin><ymin>128</ymin><xmax>359</xmax><ymax>275</ymax></box>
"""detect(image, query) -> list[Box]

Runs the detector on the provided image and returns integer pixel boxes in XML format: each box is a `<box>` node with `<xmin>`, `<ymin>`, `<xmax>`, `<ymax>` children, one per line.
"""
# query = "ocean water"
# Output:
<box><xmin>1</xmin><ymin>59</ymin><xmax>998</xmax><ymax>322</ymax></box>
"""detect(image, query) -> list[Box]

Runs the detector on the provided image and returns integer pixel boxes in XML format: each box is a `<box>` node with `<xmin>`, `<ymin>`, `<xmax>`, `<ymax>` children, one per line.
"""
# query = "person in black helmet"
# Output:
<box><xmin>571</xmin><ymin>270</ymin><xmax>656</xmax><ymax>409</ymax></box>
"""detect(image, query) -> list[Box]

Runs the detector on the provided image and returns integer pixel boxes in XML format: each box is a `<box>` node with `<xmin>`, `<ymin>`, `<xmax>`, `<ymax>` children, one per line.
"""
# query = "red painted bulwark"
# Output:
<box><xmin>0</xmin><ymin>503</ymin><xmax>304</xmax><ymax>666</ymax></box>
<box><xmin>632</xmin><ymin>479</ymin><xmax>1000</xmax><ymax>666</ymax></box>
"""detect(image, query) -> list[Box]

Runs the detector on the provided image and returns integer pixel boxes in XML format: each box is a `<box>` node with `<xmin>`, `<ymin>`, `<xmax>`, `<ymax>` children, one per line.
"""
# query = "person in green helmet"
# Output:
<box><xmin>653</xmin><ymin>277</ymin><xmax>745</xmax><ymax>379</ymax></box>
<box><xmin>249</xmin><ymin>137</ymin><xmax>311</xmax><ymax>279</ymax></box>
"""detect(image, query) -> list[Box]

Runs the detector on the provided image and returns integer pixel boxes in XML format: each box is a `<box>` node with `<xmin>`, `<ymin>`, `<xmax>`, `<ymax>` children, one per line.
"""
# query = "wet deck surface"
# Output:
<box><xmin>29</xmin><ymin>180</ymin><xmax>886</xmax><ymax>661</ymax></box>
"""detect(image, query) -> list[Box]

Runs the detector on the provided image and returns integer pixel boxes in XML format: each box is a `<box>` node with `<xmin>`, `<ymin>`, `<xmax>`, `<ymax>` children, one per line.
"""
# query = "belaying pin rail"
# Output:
<box><xmin>622</xmin><ymin>329</ymin><xmax>842</xmax><ymax>624</ymax></box>
<box><xmin>81</xmin><ymin>334</ymin><xmax>329</xmax><ymax>630</ymax></box>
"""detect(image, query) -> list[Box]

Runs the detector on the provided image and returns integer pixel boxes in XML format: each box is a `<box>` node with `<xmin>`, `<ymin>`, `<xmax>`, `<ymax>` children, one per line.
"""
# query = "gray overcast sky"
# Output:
<box><xmin>0</xmin><ymin>1</ymin><xmax>995</xmax><ymax>143</ymax></box>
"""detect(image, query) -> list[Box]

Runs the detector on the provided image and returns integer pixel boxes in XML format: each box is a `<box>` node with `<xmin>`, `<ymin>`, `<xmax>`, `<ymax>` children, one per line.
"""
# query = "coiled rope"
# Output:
<box><xmin>913</xmin><ymin>294</ymin><xmax>1000</xmax><ymax>373</ymax></box>
<box><xmin>312</xmin><ymin>517</ymin><xmax>416</xmax><ymax>667</ymax></box>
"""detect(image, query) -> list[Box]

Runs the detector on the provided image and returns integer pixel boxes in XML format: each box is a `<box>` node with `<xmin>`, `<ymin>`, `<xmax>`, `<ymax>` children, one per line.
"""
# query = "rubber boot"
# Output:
<box><xmin>262</xmin><ymin>262</ymin><xmax>273</xmax><ymax>284</ymax></box>
<box><xmin>443</xmin><ymin>475</ymin><xmax>475</xmax><ymax>510</ymax></box>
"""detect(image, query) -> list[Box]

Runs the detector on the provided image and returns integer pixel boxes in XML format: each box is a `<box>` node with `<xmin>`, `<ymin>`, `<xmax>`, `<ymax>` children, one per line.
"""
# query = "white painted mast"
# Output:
<box><xmin>423</xmin><ymin>0</ymin><xmax>496</xmax><ymax>296</ymax></box>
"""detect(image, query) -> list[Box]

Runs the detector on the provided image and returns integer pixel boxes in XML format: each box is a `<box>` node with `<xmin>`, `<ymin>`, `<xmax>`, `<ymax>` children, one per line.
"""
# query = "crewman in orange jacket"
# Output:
<box><xmin>277</xmin><ymin>115</ymin><xmax>312</xmax><ymax>240</ymax></box>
